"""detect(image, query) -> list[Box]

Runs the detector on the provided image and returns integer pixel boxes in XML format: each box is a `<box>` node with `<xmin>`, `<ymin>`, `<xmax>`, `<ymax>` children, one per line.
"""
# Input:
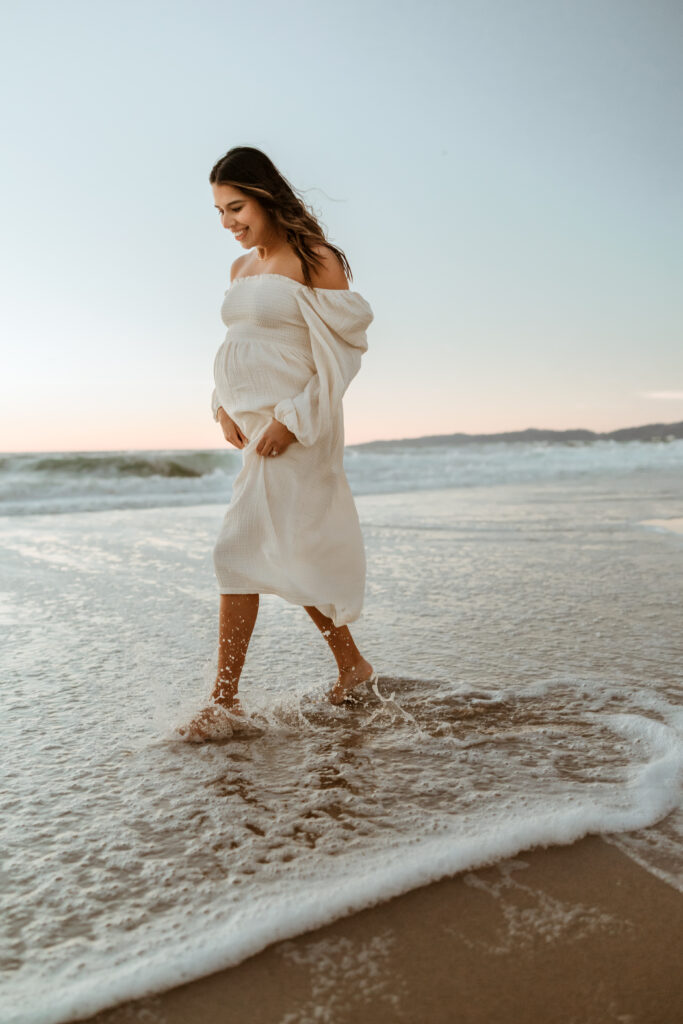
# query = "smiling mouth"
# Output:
<box><xmin>234</xmin><ymin>228</ymin><xmax>248</xmax><ymax>240</ymax></box>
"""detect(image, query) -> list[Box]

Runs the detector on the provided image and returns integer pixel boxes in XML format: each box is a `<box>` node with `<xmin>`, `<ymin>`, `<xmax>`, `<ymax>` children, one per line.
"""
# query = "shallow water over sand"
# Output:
<box><xmin>1</xmin><ymin>470</ymin><xmax>682</xmax><ymax>1023</ymax></box>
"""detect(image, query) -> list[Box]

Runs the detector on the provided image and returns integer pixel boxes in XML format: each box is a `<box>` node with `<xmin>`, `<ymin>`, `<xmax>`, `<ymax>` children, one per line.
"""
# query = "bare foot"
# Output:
<box><xmin>214</xmin><ymin>694</ymin><xmax>244</xmax><ymax>716</ymax></box>
<box><xmin>212</xmin><ymin>681</ymin><xmax>260</xmax><ymax>735</ymax></box>
<box><xmin>327</xmin><ymin>657</ymin><xmax>377</xmax><ymax>705</ymax></box>
<box><xmin>211</xmin><ymin>679</ymin><xmax>244</xmax><ymax>716</ymax></box>
<box><xmin>176</xmin><ymin>703</ymin><xmax>233</xmax><ymax>743</ymax></box>
<box><xmin>174</xmin><ymin>676</ymin><xmax>245</xmax><ymax>742</ymax></box>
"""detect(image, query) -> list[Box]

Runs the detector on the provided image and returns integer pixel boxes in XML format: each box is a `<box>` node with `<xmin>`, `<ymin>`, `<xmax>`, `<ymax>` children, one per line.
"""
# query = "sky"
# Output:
<box><xmin>1</xmin><ymin>0</ymin><xmax>682</xmax><ymax>452</ymax></box>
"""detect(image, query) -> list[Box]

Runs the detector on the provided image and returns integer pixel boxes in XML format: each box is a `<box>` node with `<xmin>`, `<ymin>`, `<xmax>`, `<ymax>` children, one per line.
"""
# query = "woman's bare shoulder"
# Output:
<box><xmin>309</xmin><ymin>244</ymin><xmax>349</xmax><ymax>290</ymax></box>
<box><xmin>229</xmin><ymin>254</ymin><xmax>250</xmax><ymax>283</ymax></box>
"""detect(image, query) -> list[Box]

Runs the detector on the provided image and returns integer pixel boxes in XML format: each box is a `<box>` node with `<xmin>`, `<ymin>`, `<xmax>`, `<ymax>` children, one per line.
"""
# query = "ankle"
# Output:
<box><xmin>213</xmin><ymin>677</ymin><xmax>238</xmax><ymax>705</ymax></box>
<box><xmin>337</xmin><ymin>655</ymin><xmax>368</xmax><ymax>674</ymax></box>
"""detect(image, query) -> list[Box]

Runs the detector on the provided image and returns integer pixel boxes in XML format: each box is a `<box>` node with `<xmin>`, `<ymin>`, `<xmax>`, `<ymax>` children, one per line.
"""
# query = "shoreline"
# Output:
<box><xmin>81</xmin><ymin>834</ymin><xmax>683</xmax><ymax>1024</ymax></box>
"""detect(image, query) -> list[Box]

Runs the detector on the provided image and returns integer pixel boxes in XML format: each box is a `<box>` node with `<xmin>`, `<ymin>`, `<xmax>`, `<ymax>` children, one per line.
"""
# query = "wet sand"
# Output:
<box><xmin>81</xmin><ymin>833</ymin><xmax>682</xmax><ymax>1024</ymax></box>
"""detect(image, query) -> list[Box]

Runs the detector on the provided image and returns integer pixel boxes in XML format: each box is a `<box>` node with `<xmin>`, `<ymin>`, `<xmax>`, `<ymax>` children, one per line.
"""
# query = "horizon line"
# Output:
<box><xmin>2</xmin><ymin>417</ymin><xmax>682</xmax><ymax>456</ymax></box>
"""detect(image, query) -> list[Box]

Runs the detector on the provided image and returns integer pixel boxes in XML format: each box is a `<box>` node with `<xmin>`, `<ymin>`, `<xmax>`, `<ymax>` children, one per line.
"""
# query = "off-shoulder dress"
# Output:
<box><xmin>210</xmin><ymin>273</ymin><xmax>374</xmax><ymax>627</ymax></box>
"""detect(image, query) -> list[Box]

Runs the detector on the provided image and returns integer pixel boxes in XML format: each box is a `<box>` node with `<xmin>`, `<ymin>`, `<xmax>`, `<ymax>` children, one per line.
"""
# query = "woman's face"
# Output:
<box><xmin>212</xmin><ymin>183</ymin><xmax>269</xmax><ymax>247</ymax></box>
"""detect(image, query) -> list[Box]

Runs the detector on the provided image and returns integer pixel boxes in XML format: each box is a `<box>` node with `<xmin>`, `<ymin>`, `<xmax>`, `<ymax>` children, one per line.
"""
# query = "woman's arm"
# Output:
<box><xmin>272</xmin><ymin>246</ymin><xmax>371</xmax><ymax>446</ymax></box>
<box><xmin>211</xmin><ymin>387</ymin><xmax>223</xmax><ymax>422</ymax></box>
<box><xmin>272</xmin><ymin>290</ymin><xmax>373</xmax><ymax>447</ymax></box>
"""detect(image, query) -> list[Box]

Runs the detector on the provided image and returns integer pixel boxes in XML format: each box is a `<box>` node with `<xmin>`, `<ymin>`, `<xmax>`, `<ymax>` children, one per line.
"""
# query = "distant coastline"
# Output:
<box><xmin>2</xmin><ymin>420</ymin><xmax>683</xmax><ymax>458</ymax></box>
<box><xmin>351</xmin><ymin>419</ymin><xmax>683</xmax><ymax>451</ymax></box>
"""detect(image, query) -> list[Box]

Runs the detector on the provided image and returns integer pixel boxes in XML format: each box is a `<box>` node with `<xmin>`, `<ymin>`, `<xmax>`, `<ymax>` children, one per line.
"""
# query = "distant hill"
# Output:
<box><xmin>352</xmin><ymin>420</ymin><xmax>683</xmax><ymax>450</ymax></box>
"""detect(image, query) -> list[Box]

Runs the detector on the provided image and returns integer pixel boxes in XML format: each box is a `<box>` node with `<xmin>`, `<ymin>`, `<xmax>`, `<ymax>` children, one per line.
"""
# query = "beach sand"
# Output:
<box><xmin>82</xmin><ymin>833</ymin><xmax>682</xmax><ymax>1024</ymax></box>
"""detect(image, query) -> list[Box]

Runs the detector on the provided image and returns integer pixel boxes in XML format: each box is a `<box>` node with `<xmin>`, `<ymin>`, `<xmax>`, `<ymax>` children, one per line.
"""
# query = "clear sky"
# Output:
<box><xmin>1</xmin><ymin>0</ymin><xmax>682</xmax><ymax>452</ymax></box>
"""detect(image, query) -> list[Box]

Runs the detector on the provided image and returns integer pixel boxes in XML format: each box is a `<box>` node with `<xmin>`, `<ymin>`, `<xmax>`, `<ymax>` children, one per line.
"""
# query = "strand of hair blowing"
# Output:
<box><xmin>209</xmin><ymin>146</ymin><xmax>353</xmax><ymax>288</ymax></box>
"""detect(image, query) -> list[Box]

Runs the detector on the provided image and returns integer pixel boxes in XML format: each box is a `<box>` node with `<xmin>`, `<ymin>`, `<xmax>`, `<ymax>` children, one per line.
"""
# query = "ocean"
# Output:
<box><xmin>1</xmin><ymin>437</ymin><xmax>682</xmax><ymax>1023</ymax></box>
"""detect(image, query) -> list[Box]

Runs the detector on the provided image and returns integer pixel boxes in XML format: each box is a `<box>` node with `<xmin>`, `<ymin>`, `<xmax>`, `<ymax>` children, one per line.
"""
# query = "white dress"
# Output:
<box><xmin>210</xmin><ymin>273</ymin><xmax>374</xmax><ymax>627</ymax></box>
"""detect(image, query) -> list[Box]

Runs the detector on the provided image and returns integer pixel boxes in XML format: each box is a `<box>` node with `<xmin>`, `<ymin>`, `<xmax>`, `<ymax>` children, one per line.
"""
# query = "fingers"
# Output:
<box><xmin>219</xmin><ymin>413</ymin><xmax>248</xmax><ymax>449</ymax></box>
<box><xmin>256</xmin><ymin>435</ymin><xmax>286</xmax><ymax>458</ymax></box>
<box><xmin>255</xmin><ymin>430</ymin><xmax>272</xmax><ymax>456</ymax></box>
<box><xmin>222</xmin><ymin>425</ymin><xmax>248</xmax><ymax>448</ymax></box>
<box><xmin>230</xmin><ymin>430</ymin><xmax>287</xmax><ymax>455</ymax></box>
<box><xmin>231</xmin><ymin>422</ymin><xmax>287</xmax><ymax>458</ymax></box>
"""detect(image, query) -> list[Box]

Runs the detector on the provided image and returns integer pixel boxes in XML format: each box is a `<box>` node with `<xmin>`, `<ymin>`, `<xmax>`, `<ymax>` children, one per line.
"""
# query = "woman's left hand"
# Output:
<box><xmin>256</xmin><ymin>418</ymin><xmax>298</xmax><ymax>458</ymax></box>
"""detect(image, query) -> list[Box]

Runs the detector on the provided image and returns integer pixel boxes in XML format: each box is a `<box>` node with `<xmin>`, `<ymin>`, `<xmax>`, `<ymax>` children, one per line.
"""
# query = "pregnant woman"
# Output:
<box><xmin>179</xmin><ymin>146</ymin><xmax>378</xmax><ymax>742</ymax></box>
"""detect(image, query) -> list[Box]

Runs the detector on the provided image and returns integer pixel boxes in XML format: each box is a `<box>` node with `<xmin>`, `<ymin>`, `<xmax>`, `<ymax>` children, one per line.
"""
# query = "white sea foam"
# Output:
<box><xmin>1</xmin><ymin>470</ymin><xmax>682</xmax><ymax>1022</ymax></box>
<box><xmin>2</xmin><ymin>437</ymin><xmax>683</xmax><ymax>515</ymax></box>
<box><xmin>3</xmin><ymin>702</ymin><xmax>682</xmax><ymax>1024</ymax></box>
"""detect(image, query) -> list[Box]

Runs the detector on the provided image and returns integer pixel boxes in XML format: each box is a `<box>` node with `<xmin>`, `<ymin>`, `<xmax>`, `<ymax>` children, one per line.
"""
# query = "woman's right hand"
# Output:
<box><xmin>217</xmin><ymin>408</ymin><xmax>249</xmax><ymax>449</ymax></box>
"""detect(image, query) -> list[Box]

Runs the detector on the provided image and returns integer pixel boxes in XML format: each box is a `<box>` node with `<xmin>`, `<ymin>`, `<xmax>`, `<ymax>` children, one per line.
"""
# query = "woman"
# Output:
<box><xmin>179</xmin><ymin>147</ymin><xmax>377</xmax><ymax>742</ymax></box>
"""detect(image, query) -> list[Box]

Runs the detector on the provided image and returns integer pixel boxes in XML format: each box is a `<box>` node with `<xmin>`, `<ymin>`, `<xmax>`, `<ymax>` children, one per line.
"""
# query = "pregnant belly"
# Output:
<box><xmin>214</xmin><ymin>339</ymin><xmax>313</xmax><ymax>424</ymax></box>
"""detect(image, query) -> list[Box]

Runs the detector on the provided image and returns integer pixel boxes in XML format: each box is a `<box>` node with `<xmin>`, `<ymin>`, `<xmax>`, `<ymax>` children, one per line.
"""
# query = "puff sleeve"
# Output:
<box><xmin>211</xmin><ymin>387</ymin><xmax>222</xmax><ymax>422</ymax></box>
<box><xmin>273</xmin><ymin>288</ymin><xmax>374</xmax><ymax>447</ymax></box>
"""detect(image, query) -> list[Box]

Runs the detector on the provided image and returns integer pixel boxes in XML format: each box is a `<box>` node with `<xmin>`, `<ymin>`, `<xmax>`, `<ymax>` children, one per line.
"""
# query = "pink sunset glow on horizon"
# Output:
<box><xmin>3</xmin><ymin>398</ymin><xmax>682</xmax><ymax>454</ymax></box>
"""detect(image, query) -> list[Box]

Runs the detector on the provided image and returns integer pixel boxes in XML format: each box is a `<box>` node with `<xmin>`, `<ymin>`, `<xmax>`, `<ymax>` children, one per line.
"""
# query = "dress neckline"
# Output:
<box><xmin>228</xmin><ymin>273</ymin><xmax>358</xmax><ymax>295</ymax></box>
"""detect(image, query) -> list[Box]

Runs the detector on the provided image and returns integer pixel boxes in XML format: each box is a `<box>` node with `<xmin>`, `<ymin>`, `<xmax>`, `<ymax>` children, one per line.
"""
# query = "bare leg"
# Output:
<box><xmin>212</xmin><ymin>593</ymin><xmax>260</xmax><ymax>711</ymax></box>
<box><xmin>177</xmin><ymin>594</ymin><xmax>259</xmax><ymax>741</ymax></box>
<box><xmin>304</xmin><ymin>605</ymin><xmax>374</xmax><ymax>704</ymax></box>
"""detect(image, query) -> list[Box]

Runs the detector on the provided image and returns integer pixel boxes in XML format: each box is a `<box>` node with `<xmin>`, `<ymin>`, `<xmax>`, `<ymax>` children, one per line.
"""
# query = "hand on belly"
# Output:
<box><xmin>256</xmin><ymin>418</ymin><xmax>298</xmax><ymax>458</ymax></box>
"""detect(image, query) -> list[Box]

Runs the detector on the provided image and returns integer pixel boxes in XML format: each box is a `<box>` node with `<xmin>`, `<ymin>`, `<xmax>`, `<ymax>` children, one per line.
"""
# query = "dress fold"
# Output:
<box><xmin>272</xmin><ymin>287</ymin><xmax>373</xmax><ymax>447</ymax></box>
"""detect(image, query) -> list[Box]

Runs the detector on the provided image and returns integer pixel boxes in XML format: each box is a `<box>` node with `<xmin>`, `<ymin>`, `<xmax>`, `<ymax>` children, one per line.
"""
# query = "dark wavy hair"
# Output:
<box><xmin>209</xmin><ymin>147</ymin><xmax>353</xmax><ymax>288</ymax></box>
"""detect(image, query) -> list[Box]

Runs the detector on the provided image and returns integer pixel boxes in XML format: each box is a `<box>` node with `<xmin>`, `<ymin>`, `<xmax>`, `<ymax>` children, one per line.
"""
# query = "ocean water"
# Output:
<box><xmin>1</xmin><ymin>439</ymin><xmax>682</xmax><ymax>1023</ymax></box>
<box><xmin>3</xmin><ymin>436</ymin><xmax>683</xmax><ymax>516</ymax></box>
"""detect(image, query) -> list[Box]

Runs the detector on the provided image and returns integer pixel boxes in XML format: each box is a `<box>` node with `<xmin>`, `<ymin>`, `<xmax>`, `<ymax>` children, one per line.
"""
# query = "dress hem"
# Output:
<box><xmin>216</xmin><ymin>585</ymin><xmax>361</xmax><ymax>627</ymax></box>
